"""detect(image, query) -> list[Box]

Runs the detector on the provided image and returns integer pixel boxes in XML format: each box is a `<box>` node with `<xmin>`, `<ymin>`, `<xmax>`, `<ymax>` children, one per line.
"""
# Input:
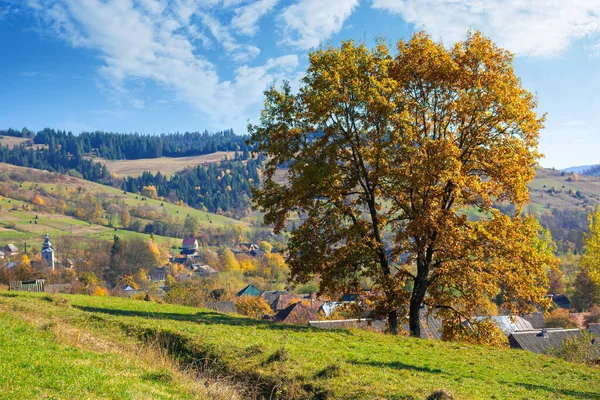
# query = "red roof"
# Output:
<box><xmin>182</xmin><ymin>238</ymin><xmax>197</xmax><ymax>245</ymax></box>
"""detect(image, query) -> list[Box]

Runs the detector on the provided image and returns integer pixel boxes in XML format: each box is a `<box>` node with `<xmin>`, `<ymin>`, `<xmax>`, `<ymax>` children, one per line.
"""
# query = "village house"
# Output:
<box><xmin>3</xmin><ymin>244</ymin><xmax>19</xmax><ymax>257</ymax></box>
<box><xmin>269</xmin><ymin>302</ymin><xmax>318</xmax><ymax>324</ymax></box>
<box><xmin>0</xmin><ymin>250</ymin><xmax>4</xmax><ymax>259</ymax></box>
<box><xmin>149</xmin><ymin>266</ymin><xmax>167</xmax><ymax>282</ymax></box>
<box><xmin>180</xmin><ymin>238</ymin><xmax>199</xmax><ymax>255</ymax></box>
<box><xmin>236</xmin><ymin>284</ymin><xmax>262</xmax><ymax>297</ymax></box>
<box><xmin>508</xmin><ymin>329</ymin><xmax>583</xmax><ymax>354</ymax></box>
<box><xmin>193</xmin><ymin>264</ymin><xmax>218</xmax><ymax>278</ymax></box>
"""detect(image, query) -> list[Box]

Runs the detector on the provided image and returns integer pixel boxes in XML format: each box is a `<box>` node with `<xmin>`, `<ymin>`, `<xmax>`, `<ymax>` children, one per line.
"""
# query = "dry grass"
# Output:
<box><xmin>92</xmin><ymin>152</ymin><xmax>239</xmax><ymax>177</ymax></box>
<box><xmin>0</xmin><ymin>136</ymin><xmax>47</xmax><ymax>150</ymax></box>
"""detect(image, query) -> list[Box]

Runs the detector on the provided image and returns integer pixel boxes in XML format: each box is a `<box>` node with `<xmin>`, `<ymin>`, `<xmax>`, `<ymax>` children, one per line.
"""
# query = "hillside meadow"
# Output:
<box><xmin>90</xmin><ymin>151</ymin><xmax>239</xmax><ymax>177</ymax></box>
<box><xmin>0</xmin><ymin>292</ymin><xmax>598</xmax><ymax>399</ymax></box>
<box><xmin>0</xmin><ymin>163</ymin><xmax>248</xmax><ymax>248</ymax></box>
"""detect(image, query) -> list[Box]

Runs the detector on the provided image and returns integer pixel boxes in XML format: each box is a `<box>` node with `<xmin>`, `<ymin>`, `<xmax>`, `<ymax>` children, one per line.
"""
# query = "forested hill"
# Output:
<box><xmin>2</xmin><ymin>127</ymin><xmax>251</xmax><ymax>160</ymax></box>
<box><xmin>0</xmin><ymin>127</ymin><xmax>260</xmax><ymax>216</ymax></box>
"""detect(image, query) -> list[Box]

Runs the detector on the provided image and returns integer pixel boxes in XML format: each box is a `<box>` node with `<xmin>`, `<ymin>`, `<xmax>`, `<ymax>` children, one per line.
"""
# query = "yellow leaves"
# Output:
<box><xmin>141</xmin><ymin>185</ymin><xmax>157</xmax><ymax>199</ymax></box>
<box><xmin>31</xmin><ymin>192</ymin><xmax>44</xmax><ymax>206</ymax></box>
<box><xmin>581</xmin><ymin>207</ymin><xmax>600</xmax><ymax>285</ymax></box>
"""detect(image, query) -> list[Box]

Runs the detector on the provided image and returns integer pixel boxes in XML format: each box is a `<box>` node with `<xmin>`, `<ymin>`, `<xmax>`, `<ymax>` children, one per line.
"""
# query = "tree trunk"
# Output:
<box><xmin>388</xmin><ymin>309</ymin><xmax>399</xmax><ymax>335</ymax></box>
<box><xmin>409</xmin><ymin>260</ymin><xmax>429</xmax><ymax>337</ymax></box>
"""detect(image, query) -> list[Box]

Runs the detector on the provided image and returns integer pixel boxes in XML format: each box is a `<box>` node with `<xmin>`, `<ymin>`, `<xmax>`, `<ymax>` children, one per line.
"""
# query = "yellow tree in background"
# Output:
<box><xmin>580</xmin><ymin>207</ymin><xmax>600</xmax><ymax>303</ymax></box>
<box><xmin>250</xmin><ymin>31</ymin><xmax>557</xmax><ymax>337</ymax></box>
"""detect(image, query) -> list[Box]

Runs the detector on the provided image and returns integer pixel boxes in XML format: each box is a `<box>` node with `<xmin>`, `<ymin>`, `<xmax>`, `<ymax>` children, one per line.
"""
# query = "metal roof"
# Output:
<box><xmin>508</xmin><ymin>329</ymin><xmax>582</xmax><ymax>354</ymax></box>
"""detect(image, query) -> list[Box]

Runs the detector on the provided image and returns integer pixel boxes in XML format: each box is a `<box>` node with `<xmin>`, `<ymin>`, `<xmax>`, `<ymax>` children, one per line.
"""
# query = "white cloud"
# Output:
<box><xmin>372</xmin><ymin>0</ymin><xmax>600</xmax><ymax>57</ymax></box>
<box><xmin>279</xmin><ymin>0</ymin><xmax>359</xmax><ymax>49</ymax></box>
<box><xmin>21</xmin><ymin>0</ymin><xmax>301</xmax><ymax>133</ymax></box>
<box><xmin>231</xmin><ymin>0</ymin><xmax>279</xmax><ymax>36</ymax></box>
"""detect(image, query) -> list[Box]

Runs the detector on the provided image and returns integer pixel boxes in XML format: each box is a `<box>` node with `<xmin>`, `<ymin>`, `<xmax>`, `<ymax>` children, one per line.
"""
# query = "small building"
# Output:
<box><xmin>194</xmin><ymin>264</ymin><xmax>218</xmax><ymax>278</ymax></box>
<box><xmin>149</xmin><ymin>267</ymin><xmax>167</xmax><ymax>282</ymax></box>
<box><xmin>0</xmin><ymin>250</ymin><xmax>4</xmax><ymax>259</ymax></box>
<box><xmin>508</xmin><ymin>329</ymin><xmax>583</xmax><ymax>354</ymax></box>
<box><xmin>236</xmin><ymin>284</ymin><xmax>262</xmax><ymax>297</ymax></box>
<box><xmin>271</xmin><ymin>302</ymin><xmax>318</xmax><ymax>324</ymax></box>
<box><xmin>41</xmin><ymin>233</ymin><xmax>55</xmax><ymax>270</ymax></box>
<box><xmin>3</xmin><ymin>244</ymin><xmax>19</xmax><ymax>256</ymax></box>
<box><xmin>181</xmin><ymin>238</ymin><xmax>199</xmax><ymax>255</ymax></box>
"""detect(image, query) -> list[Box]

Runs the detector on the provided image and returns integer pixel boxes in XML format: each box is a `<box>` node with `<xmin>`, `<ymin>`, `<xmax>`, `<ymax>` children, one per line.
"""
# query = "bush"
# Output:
<box><xmin>546</xmin><ymin>309</ymin><xmax>578</xmax><ymax>329</ymax></box>
<box><xmin>235</xmin><ymin>296</ymin><xmax>272</xmax><ymax>319</ymax></box>
<box><xmin>548</xmin><ymin>331</ymin><xmax>599</xmax><ymax>366</ymax></box>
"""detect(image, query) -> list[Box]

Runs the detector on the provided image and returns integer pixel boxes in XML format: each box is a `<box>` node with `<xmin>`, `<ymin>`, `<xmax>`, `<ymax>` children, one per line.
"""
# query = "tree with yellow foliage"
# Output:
<box><xmin>579</xmin><ymin>207</ymin><xmax>600</xmax><ymax>305</ymax></box>
<box><xmin>250</xmin><ymin>31</ymin><xmax>557</xmax><ymax>337</ymax></box>
<box><xmin>141</xmin><ymin>185</ymin><xmax>158</xmax><ymax>199</ymax></box>
<box><xmin>221</xmin><ymin>248</ymin><xmax>241</xmax><ymax>271</ymax></box>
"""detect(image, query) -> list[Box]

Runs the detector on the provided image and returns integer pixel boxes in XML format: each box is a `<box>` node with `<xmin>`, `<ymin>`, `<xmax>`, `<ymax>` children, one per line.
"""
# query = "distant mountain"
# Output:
<box><xmin>561</xmin><ymin>165</ymin><xmax>595</xmax><ymax>174</ymax></box>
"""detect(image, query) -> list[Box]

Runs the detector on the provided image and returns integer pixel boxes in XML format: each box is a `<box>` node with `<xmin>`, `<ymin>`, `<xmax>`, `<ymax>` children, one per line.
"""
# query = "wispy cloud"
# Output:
<box><xmin>372</xmin><ymin>0</ymin><xmax>600</xmax><ymax>57</ymax></box>
<box><xmin>279</xmin><ymin>0</ymin><xmax>359</xmax><ymax>49</ymax></box>
<box><xmin>231</xmin><ymin>0</ymin><xmax>279</xmax><ymax>36</ymax></box>
<box><xmin>21</xmin><ymin>0</ymin><xmax>300</xmax><ymax>132</ymax></box>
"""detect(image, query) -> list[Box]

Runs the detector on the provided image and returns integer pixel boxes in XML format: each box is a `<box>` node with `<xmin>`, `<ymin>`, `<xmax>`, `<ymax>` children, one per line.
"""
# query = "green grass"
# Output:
<box><xmin>0</xmin><ymin>310</ymin><xmax>208</xmax><ymax>399</ymax></box>
<box><xmin>1</xmin><ymin>292</ymin><xmax>598</xmax><ymax>399</ymax></box>
<box><xmin>31</xmin><ymin>181</ymin><xmax>246</xmax><ymax>229</ymax></box>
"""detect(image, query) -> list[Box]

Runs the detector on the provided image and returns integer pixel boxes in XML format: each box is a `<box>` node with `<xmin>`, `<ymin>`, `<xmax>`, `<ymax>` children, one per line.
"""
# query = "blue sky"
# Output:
<box><xmin>1</xmin><ymin>0</ymin><xmax>600</xmax><ymax>169</ymax></box>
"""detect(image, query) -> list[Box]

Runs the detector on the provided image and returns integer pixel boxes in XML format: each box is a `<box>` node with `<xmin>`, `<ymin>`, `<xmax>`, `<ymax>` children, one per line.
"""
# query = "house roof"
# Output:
<box><xmin>522</xmin><ymin>312</ymin><xmax>545</xmax><ymax>329</ymax></box>
<box><xmin>5</xmin><ymin>244</ymin><xmax>18</xmax><ymax>253</ymax></box>
<box><xmin>588</xmin><ymin>323</ymin><xmax>600</xmax><ymax>339</ymax></box>
<box><xmin>0</xmin><ymin>250</ymin><xmax>5</xmax><ymax>256</ymax></box>
<box><xmin>508</xmin><ymin>329</ymin><xmax>583</xmax><ymax>354</ymax></box>
<box><xmin>472</xmin><ymin>316</ymin><xmax>534</xmax><ymax>335</ymax></box>
<box><xmin>182</xmin><ymin>238</ymin><xmax>197</xmax><ymax>245</ymax></box>
<box><xmin>194</xmin><ymin>264</ymin><xmax>217</xmax><ymax>273</ymax></box>
<box><xmin>236</xmin><ymin>284</ymin><xmax>262</xmax><ymax>297</ymax></box>
<box><xmin>273</xmin><ymin>303</ymin><xmax>318</xmax><ymax>324</ymax></box>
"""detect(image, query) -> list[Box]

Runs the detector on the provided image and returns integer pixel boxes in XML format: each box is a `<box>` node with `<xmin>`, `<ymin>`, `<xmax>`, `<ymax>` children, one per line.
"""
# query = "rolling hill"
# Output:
<box><xmin>0</xmin><ymin>163</ymin><xmax>248</xmax><ymax>248</ymax></box>
<box><xmin>1</xmin><ymin>292</ymin><xmax>598</xmax><ymax>399</ymax></box>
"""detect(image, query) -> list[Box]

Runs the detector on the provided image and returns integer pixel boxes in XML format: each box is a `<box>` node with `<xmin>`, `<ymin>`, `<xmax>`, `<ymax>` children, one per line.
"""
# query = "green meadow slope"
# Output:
<box><xmin>0</xmin><ymin>163</ymin><xmax>247</xmax><ymax>248</ymax></box>
<box><xmin>1</xmin><ymin>292</ymin><xmax>598</xmax><ymax>400</ymax></box>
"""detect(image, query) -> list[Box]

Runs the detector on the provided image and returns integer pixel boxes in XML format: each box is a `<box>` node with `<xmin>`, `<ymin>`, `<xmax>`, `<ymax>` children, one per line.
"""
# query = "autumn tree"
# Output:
<box><xmin>250</xmin><ymin>31</ymin><xmax>556</xmax><ymax>337</ymax></box>
<box><xmin>141</xmin><ymin>185</ymin><xmax>158</xmax><ymax>199</ymax></box>
<box><xmin>576</xmin><ymin>207</ymin><xmax>600</xmax><ymax>308</ymax></box>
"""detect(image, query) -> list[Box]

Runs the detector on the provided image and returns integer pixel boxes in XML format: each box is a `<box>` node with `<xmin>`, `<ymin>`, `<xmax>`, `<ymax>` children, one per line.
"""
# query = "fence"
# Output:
<box><xmin>9</xmin><ymin>279</ymin><xmax>46</xmax><ymax>292</ymax></box>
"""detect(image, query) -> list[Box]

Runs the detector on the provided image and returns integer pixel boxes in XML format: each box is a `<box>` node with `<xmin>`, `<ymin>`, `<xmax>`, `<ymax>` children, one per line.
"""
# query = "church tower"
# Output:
<box><xmin>41</xmin><ymin>232</ymin><xmax>55</xmax><ymax>270</ymax></box>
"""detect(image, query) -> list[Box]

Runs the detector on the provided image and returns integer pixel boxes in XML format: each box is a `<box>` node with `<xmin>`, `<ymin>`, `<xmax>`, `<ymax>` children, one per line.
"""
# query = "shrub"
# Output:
<box><xmin>548</xmin><ymin>331</ymin><xmax>599</xmax><ymax>366</ymax></box>
<box><xmin>235</xmin><ymin>296</ymin><xmax>272</xmax><ymax>319</ymax></box>
<box><xmin>546</xmin><ymin>309</ymin><xmax>578</xmax><ymax>329</ymax></box>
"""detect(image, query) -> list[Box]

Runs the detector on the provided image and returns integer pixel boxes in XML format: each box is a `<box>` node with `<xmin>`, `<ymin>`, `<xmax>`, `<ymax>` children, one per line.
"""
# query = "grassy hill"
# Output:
<box><xmin>527</xmin><ymin>168</ymin><xmax>600</xmax><ymax>213</ymax></box>
<box><xmin>1</xmin><ymin>291</ymin><xmax>598</xmax><ymax>399</ymax></box>
<box><xmin>0</xmin><ymin>163</ymin><xmax>247</xmax><ymax>248</ymax></box>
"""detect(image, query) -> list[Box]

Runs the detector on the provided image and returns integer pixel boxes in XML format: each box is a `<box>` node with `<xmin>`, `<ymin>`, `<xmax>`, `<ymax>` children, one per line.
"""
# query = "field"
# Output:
<box><xmin>527</xmin><ymin>168</ymin><xmax>600</xmax><ymax>213</ymax></box>
<box><xmin>91</xmin><ymin>151</ymin><xmax>238</xmax><ymax>177</ymax></box>
<box><xmin>0</xmin><ymin>163</ymin><xmax>248</xmax><ymax>248</ymax></box>
<box><xmin>0</xmin><ymin>135</ymin><xmax>46</xmax><ymax>150</ymax></box>
<box><xmin>1</xmin><ymin>292</ymin><xmax>599</xmax><ymax>399</ymax></box>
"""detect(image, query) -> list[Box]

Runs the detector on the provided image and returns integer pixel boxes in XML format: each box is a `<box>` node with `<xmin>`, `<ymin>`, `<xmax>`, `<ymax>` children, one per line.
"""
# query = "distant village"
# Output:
<box><xmin>0</xmin><ymin>233</ymin><xmax>598</xmax><ymax>360</ymax></box>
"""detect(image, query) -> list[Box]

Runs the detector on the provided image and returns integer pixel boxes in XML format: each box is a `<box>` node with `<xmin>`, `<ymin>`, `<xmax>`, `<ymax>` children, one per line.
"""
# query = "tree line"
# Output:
<box><xmin>32</xmin><ymin>128</ymin><xmax>251</xmax><ymax>160</ymax></box>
